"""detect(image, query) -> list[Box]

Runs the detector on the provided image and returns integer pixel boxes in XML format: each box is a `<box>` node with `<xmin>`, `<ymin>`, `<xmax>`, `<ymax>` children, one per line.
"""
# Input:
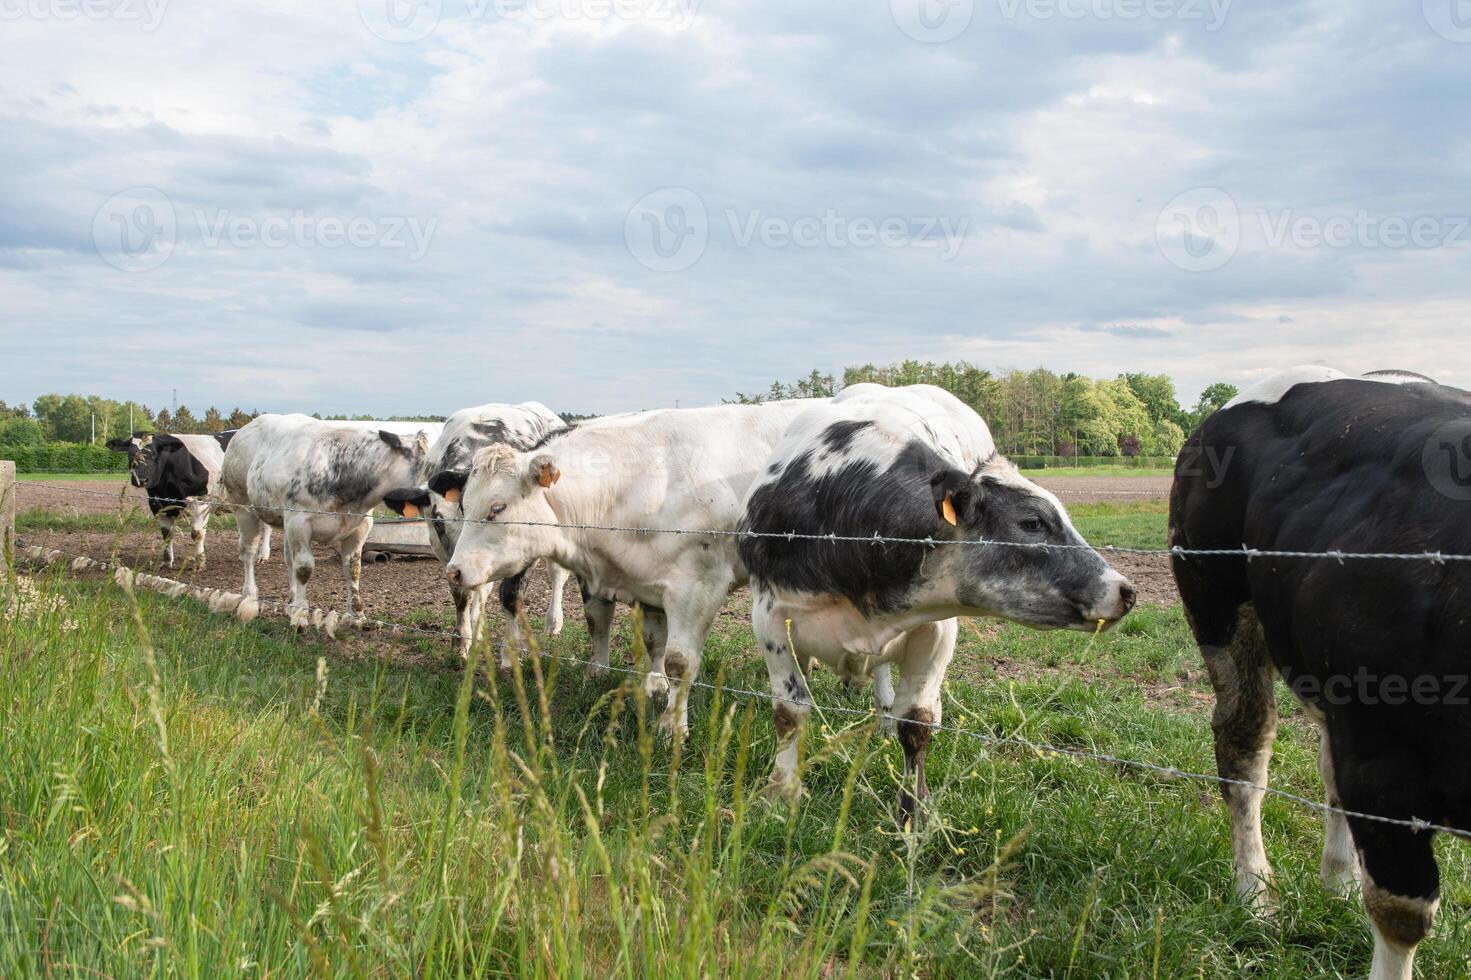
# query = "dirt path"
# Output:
<box><xmin>1031</xmin><ymin>475</ymin><xmax>1171</xmax><ymax>503</ymax></box>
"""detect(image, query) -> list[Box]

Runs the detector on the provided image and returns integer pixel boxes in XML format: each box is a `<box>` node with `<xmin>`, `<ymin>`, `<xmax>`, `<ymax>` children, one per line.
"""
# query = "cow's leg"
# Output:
<box><xmin>158</xmin><ymin>512</ymin><xmax>177</xmax><ymax>568</ymax></box>
<box><xmin>656</xmin><ymin>581</ymin><xmax>730</xmax><ymax>739</ymax></box>
<box><xmin>188</xmin><ymin>501</ymin><xmax>211</xmax><ymax>569</ymax></box>
<box><xmin>890</xmin><ymin>618</ymin><xmax>957</xmax><ymax>828</ymax></box>
<box><xmin>754</xmin><ymin>585</ymin><xmax>812</xmax><ymax>799</ymax></box>
<box><xmin>874</xmin><ymin>662</ymin><xmax>896</xmax><ymax>735</ymax></box>
<box><xmin>257</xmin><ymin>524</ymin><xmax>272</xmax><ymax>563</ymax></box>
<box><xmin>283</xmin><ymin>516</ymin><xmax>315</xmax><ymax>628</ymax></box>
<box><xmin>336</xmin><ymin>519</ymin><xmax>372</xmax><ymax>616</ymax></box>
<box><xmin>236</xmin><ymin>509</ymin><xmax>265</xmax><ymax>600</ymax></box>
<box><xmin>450</xmin><ymin>584</ymin><xmax>474</xmax><ymax>658</ymax></box>
<box><xmin>497</xmin><ymin>569</ymin><xmax>529</xmax><ymax>672</ymax></box>
<box><xmin>1199</xmin><ymin>606</ymin><xmax>1278</xmax><ymax>911</ymax></box>
<box><xmin>1339</xmin><ymin>758</ymin><xmax>1440</xmax><ymax>980</ymax></box>
<box><xmin>1315</xmin><ymin>719</ymin><xmax>1358</xmax><ymax>896</ymax></box>
<box><xmin>543</xmin><ymin>561</ymin><xmax>568</xmax><ymax>637</ymax></box>
<box><xmin>577</xmin><ymin>580</ymin><xmax>616</xmax><ymax>678</ymax></box>
<box><xmin>641</xmin><ymin>605</ymin><xmax>668</xmax><ymax>697</ymax></box>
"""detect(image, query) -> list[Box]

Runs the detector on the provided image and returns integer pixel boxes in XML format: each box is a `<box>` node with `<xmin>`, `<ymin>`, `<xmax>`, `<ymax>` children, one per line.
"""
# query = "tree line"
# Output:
<box><xmin>729</xmin><ymin>363</ymin><xmax>1239</xmax><ymax>458</ymax></box>
<box><xmin>3</xmin><ymin>366</ymin><xmax>1240</xmax><ymax>459</ymax></box>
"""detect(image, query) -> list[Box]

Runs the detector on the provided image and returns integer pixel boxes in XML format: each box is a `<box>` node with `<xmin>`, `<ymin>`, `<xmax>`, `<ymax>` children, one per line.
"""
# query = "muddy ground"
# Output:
<box><xmin>14</xmin><ymin>474</ymin><xmax>1179</xmax><ymax>639</ymax></box>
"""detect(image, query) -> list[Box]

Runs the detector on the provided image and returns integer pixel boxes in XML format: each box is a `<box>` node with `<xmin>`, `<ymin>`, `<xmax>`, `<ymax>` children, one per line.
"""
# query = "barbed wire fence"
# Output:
<box><xmin>9</xmin><ymin>477</ymin><xmax>1471</xmax><ymax>843</ymax></box>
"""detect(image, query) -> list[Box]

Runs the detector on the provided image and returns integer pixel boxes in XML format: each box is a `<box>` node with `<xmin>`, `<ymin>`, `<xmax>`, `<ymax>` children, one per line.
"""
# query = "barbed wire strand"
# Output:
<box><xmin>16</xmin><ymin>480</ymin><xmax>1471</xmax><ymax>565</ymax></box>
<box><xmin>11</xmin><ymin>539</ymin><xmax>1469</xmax><ymax>843</ymax></box>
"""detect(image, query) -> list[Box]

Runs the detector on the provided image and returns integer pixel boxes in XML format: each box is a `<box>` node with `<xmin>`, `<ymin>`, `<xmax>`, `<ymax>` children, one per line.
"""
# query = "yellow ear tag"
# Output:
<box><xmin>442</xmin><ymin>487</ymin><xmax>461</xmax><ymax>504</ymax></box>
<box><xmin>942</xmin><ymin>491</ymin><xmax>958</xmax><ymax>526</ymax></box>
<box><xmin>401</xmin><ymin>502</ymin><xmax>420</xmax><ymax>519</ymax></box>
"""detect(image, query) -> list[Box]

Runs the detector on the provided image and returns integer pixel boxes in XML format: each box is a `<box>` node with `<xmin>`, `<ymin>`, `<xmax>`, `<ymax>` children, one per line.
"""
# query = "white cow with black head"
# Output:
<box><xmin>221</xmin><ymin>414</ymin><xmax>429</xmax><ymax>625</ymax></box>
<box><xmin>740</xmin><ymin>384</ymin><xmax>1135</xmax><ymax>820</ymax></box>
<box><xmin>381</xmin><ymin>401</ymin><xmax>586</xmax><ymax>660</ymax></box>
<box><xmin>106</xmin><ymin>430</ymin><xmax>267</xmax><ymax>569</ymax></box>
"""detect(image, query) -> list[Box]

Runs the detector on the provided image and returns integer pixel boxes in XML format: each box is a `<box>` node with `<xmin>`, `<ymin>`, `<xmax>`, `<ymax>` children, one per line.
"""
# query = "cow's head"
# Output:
<box><xmin>375</xmin><ymin>429</ymin><xmax>431</xmax><ymax>484</ymax></box>
<box><xmin>930</xmin><ymin>458</ymin><xmax>1135</xmax><ymax>630</ymax></box>
<box><xmin>106</xmin><ymin>431</ymin><xmax>155</xmax><ymax>488</ymax></box>
<box><xmin>439</xmin><ymin>443</ymin><xmax>563</xmax><ymax>588</ymax></box>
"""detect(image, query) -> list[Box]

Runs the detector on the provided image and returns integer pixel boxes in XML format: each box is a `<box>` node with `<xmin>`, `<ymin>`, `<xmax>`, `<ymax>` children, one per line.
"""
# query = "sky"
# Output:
<box><xmin>2</xmin><ymin>0</ymin><xmax>1470</xmax><ymax>417</ymax></box>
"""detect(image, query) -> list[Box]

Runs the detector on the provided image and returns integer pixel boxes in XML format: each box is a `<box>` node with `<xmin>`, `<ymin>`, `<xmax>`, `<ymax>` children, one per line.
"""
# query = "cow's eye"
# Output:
<box><xmin>488</xmin><ymin>502</ymin><xmax>507</xmax><ymax>518</ymax></box>
<box><xmin>1019</xmin><ymin>517</ymin><xmax>1045</xmax><ymax>534</ymax></box>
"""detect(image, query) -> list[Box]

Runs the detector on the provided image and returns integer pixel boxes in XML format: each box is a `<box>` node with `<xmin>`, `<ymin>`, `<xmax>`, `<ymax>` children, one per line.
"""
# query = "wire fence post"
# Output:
<box><xmin>1</xmin><ymin>460</ymin><xmax>15</xmax><ymax>572</ymax></box>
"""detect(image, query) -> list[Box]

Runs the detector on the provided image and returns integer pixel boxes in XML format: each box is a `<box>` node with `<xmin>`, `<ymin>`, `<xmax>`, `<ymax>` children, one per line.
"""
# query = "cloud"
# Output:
<box><xmin>0</xmin><ymin>0</ymin><xmax>1468</xmax><ymax>414</ymax></box>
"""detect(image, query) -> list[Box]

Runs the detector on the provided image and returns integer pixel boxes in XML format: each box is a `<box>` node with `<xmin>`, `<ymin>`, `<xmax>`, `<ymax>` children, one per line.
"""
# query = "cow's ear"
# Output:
<box><xmin>379</xmin><ymin>430</ymin><xmax>404</xmax><ymax>452</ymax></box>
<box><xmin>105</xmin><ymin>438</ymin><xmax>132</xmax><ymax>453</ymax></box>
<box><xmin>930</xmin><ymin>469</ymin><xmax>976</xmax><ymax>527</ymax></box>
<box><xmin>384</xmin><ymin>487</ymin><xmax>432</xmax><ymax>519</ymax></box>
<box><xmin>528</xmin><ymin>454</ymin><xmax>561</xmax><ymax>489</ymax></box>
<box><xmin>429</xmin><ymin>469</ymin><xmax>468</xmax><ymax>504</ymax></box>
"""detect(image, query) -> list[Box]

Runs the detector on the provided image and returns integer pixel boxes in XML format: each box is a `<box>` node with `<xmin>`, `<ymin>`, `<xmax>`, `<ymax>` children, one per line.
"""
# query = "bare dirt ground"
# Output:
<box><xmin>14</xmin><ymin>473</ymin><xmax>1179</xmax><ymax>636</ymax></box>
<box><xmin>1031</xmin><ymin>475</ymin><xmax>1171</xmax><ymax>502</ymax></box>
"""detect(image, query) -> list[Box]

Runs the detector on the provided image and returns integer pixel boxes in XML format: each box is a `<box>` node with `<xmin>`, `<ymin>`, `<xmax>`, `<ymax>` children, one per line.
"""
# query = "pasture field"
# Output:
<box><xmin>4</xmin><ymin>503</ymin><xmax>1470</xmax><ymax>978</ymax></box>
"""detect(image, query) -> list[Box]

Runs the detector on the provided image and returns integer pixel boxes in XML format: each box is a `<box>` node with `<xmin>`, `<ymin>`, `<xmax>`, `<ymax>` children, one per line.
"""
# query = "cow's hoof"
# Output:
<box><xmin>756</xmin><ymin>776</ymin><xmax>804</xmax><ymax>807</ymax></box>
<box><xmin>1234</xmin><ymin>874</ymin><xmax>1279</xmax><ymax>918</ymax></box>
<box><xmin>288</xmin><ymin>608</ymin><xmax>310</xmax><ymax>630</ymax></box>
<box><xmin>655</xmin><ymin>710</ymin><xmax>688</xmax><ymax>742</ymax></box>
<box><xmin>586</xmin><ymin>661</ymin><xmax>610</xmax><ymax>680</ymax></box>
<box><xmin>1320</xmin><ymin>856</ymin><xmax>1359</xmax><ymax>899</ymax></box>
<box><xmin>547</xmin><ymin>615</ymin><xmax>565</xmax><ymax>637</ymax></box>
<box><xmin>644</xmin><ymin>672</ymin><xmax>670</xmax><ymax>699</ymax></box>
<box><xmin>878</xmin><ymin>708</ymin><xmax>898</xmax><ymax>737</ymax></box>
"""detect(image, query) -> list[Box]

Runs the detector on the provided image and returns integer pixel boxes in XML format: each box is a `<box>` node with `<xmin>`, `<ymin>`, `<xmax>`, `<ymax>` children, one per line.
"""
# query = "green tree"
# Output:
<box><xmin>226</xmin><ymin>408</ymin><xmax>255</xmax><ymax>429</ymax></box>
<box><xmin>155</xmin><ymin>408</ymin><xmax>174</xmax><ymax>432</ymax></box>
<box><xmin>1121</xmin><ymin>373</ymin><xmax>1185</xmax><ymax>428</ymax></box>
<box><xmin>1190</xmin><ymin>382</ymin><xmax>1239</xmax><ymax>429</ymax></box>
<box><xmin>202</xmin><ymin>407</ymin><xmax>226</xmax><ymax>433</ymax></box>
<box><xmin>172</xmin><ymin>405</ymin><xmax>200</xmax><ymax>433</ymax></box>
<box><xmin>1153</xmin><ymin>418</ymin><xmax>1186</xmax><ymax>457</ymax></box>
<box><xmin>0</xmin><ymin>417</ymin><xmax>45</xmax><ymax>445</ymax></box>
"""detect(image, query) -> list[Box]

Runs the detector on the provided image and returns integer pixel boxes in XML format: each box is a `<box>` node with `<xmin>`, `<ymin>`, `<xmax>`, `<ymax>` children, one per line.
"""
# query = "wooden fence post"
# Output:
<box><xmin>0</xmin><ymin>460</ymin><xmax>14</xmax><ymax>572</ymax></box>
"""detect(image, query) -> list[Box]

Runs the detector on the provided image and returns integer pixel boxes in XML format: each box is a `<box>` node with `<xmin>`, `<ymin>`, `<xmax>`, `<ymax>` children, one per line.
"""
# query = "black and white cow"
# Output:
<box><xmin>105</xmin><ymin>430</ymin><xmax>266</xmax><ymax>568</ymax></box>
<box><xmin>380</xmin><ymin>401</ymin><xmax>582</xmax><ymax>662</ymax></box>
<box><xmin>221</xmin><ymin>414</ymin><xmax>429</xmax><ymax>625</ymax></box>
<box><xmin>1170</xmin><ymin>366</ymin><xmax>1471</xmax><ymax>980</ymax></box>
<box><xmin>740</xmin><ymin>384</ymin><xmax>1135</xmax><ymax>819</ymax></box>
<box><xmin>433</xmin><ymin>400</ymin><xmax>821</xmax><ymax>733</ymax></box>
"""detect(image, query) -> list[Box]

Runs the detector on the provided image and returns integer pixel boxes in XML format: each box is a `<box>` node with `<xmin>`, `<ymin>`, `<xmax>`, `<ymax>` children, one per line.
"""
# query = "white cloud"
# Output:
<box><xmin>1</xmin><ymin>0</ymin><xmax>1468</xmax><ymax>415</ymax></box>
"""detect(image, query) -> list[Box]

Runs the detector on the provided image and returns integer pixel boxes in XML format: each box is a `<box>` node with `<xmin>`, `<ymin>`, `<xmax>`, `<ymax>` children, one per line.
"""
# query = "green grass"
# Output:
<box><xmin>1068</xmin><ymin>500</ymin><xmax>1169</xmax><ymax>551</ymax></box>
<box><xmin>4</xmin><ymin>570</ymin><xmax>1470</xmax><ymax>978</ymax></box>
<box><xmin>1021</xmin><ymin>467</ymin><xmax>1175</xmax><ymax>479</ymax></box>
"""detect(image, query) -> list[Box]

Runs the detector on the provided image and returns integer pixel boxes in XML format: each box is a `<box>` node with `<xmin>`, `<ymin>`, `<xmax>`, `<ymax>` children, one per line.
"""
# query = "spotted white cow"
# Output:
<box><xmin>221</xmin><ymin>414</ymin><xmax>429</xmax><ymax>625</ymax></box>
<box><xmin>106</xmin><ymin>430</ymin><xmax>268</xmax><ymax>569</ymax></box>
<box><xmin>434</xmin><ymin>400</ymin><xmax>822</xmax><ymax>732</ymax></box>
<box><xmin>1171</xmin><ymin>366</ymin><xmax>1470</xmax><ymax>980</ymax></box>
<box><xmin>381</xmin><ymin>401</ymin><xmax>587</xmax><ymax>661</ymax></box>
<box><xmin>739</xmin><ymin>384</ymin><xmax>1135</xmax><ymax>818</ymax></box>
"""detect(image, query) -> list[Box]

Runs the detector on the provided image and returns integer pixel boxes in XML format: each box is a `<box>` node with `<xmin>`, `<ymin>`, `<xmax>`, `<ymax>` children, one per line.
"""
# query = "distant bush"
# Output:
<box><xmin>0</xmin><ymin>443</ymin><xmax>130</xmax><ymax>473</ymax></box>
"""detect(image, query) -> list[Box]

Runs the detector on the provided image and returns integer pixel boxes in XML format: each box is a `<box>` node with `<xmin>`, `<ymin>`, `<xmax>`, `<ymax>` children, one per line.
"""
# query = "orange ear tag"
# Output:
<box><xmin>442</xmin><ymin>487</ymin><xmax>461</xmax><ymax>504</ymax></box>
<box><xmin>942</xmin><ymin>491</ymin><xmax>958</xmax><ymax>526</ymax></box>
<box><xmin>538</xmin><ymin>464</ymin><xmax>561</xmax><ymax>487</ymax></box>
<box><xmin>402</xmin><ymin>502</ymin><xmax>420</xmax><ymax>519</ymax></box>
